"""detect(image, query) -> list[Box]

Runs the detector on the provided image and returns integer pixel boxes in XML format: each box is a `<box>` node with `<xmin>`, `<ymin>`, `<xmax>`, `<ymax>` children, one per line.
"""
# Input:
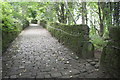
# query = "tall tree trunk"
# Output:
<box><xmin>61</xmin><ymin>3</ymin><xmax>65</xmax><ymax>23</ymax></box>
<box><xmin>82</xmin><ymin>2</ymin><xmax>85</xmax><ymax>24</ymax></box>
<box><xmin>56</xmin><ymin>3</ymin><xmax>67</xmax><ymax>24</ymax></box>
<box><xmin>82</xmin><ymin>2</ymin><xmax>87</xmax><ymax>24</ymax></box>
<box><xmin>98</xmin><ymin>2</ymin><xmax>104</xmax><ymax>37</ymax></box>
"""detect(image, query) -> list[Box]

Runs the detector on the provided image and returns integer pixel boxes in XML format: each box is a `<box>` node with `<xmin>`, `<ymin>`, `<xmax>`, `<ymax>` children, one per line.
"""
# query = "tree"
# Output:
<box><xmin>82</xmin><ymin>2</ymin><xmax>87</xmax><ymax>24</ymax></box>
<box><xmin>64</xmin><ymin>1</ymin><xmax>76</xmax><ymax>24</ymax></box>
<box><xmin>55</xmin><ymin>2</ymin><xmax>67</xmax><ymax>24</ymax></box>
<box><xmin>98</xmin><ymin>2</ymin><xmax>104</xmax><ymax>37</ymax></box>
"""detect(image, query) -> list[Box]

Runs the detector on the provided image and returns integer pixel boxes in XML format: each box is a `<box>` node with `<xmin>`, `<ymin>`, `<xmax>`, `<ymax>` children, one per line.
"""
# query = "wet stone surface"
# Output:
<box><xmin>2</xmin><ymin>24</ymin><xmax>108</xmax><ymax>78</ymax></box>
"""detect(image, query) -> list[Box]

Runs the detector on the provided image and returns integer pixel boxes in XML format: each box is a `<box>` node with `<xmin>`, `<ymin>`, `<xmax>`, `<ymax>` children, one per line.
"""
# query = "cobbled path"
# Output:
<box><xmin>2</xmin><ymin>24</ymin><xmax>107</xmax><ymax>78</ymax></box>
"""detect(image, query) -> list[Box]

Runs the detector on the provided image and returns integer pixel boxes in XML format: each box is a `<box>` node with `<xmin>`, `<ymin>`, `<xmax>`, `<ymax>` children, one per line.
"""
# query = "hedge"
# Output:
<box><xmin>2</xmin><ymin>20</ymin><xmax>29</xmax><ymax>52</ymax></box>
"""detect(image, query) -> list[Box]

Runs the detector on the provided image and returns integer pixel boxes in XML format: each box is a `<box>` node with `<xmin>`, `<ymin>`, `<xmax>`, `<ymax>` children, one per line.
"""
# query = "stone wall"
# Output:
<box><xmin>46</xmin><ymin>22</ymin><xmax>94</xmax><ymax>58</ymax></box>
<box><xmin>100</xmin><ymin>27</ymin><xmax>120</xmax><ymax>78</ymax></box>
<box><xmin>2</xmin><ymin>20</ymin><xmax>29</xmax><ymax>52</ymax></box>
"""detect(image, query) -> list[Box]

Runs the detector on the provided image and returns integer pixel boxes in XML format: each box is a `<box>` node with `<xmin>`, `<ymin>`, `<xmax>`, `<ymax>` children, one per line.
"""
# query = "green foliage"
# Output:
<box><xmin>2</xmin><ymin>2</ymin><xmax>119</xmax><ymax>53</ymax></box>
<box><xmin>2</xmin><ymin>2</ymin><xmax>29</xmax><ymax>52</ymax></box>
<box><xmin>90</xmin><ymin>34</ymin><xmax>107</xmax><ymax>50</ymax></box>
<box><xmin>2</xmin><ymin>2</ymin><xmax>15</xmax><ymax>31</ymax></box>
<box><xmin>28</xmin><ymin>8</ymin><xmax>37</xmax><ymax>19</ymax></box>
<box><xmin>31</xmin><ymin>19</ymin><xmax>38</xmax><ymax>24</ymax></box>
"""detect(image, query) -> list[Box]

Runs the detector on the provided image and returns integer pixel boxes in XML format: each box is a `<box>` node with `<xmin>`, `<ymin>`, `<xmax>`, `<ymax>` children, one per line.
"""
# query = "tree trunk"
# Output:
<box><xmin>98</xmin><ymin>2</ymin><xmax>104</xmax><ymax>37</ymax></box>
<box><xmin>82</xmin><ymin>2</ymin><xmax>87</xmax><ymax>24</ymax></box>
<box><xmin>82</xmin><ymin>2</ymin><xmax>85</xmax><ymax>24</ymax></box>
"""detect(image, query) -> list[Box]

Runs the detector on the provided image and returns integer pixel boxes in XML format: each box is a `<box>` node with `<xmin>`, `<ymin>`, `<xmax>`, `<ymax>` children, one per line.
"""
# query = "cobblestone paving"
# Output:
<box><xmin>2</xmin><ymin>24</ymin><xmax>108</xmax><ymax>78</ymax></box>
<box><xmin>0</xmin><ymin>57</ymin><xmax>2</xmax><ymax>79</ymax></box>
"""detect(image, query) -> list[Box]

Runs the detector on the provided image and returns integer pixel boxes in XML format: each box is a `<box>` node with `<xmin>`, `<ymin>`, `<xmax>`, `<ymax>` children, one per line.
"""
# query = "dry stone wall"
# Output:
<box><xmin>2</xmin><ymin>20</ymin><xmax>29</xmax><ymax>52</ymax></box>
<box><xmin>43</xmin><ymin>22</ymin><xmax>94</xmax><ymax>58</ymax></box>
<box><xmin>100</xmin><ymin>27</ymin><xmax>120</xmax><ymax>78</ymax></box>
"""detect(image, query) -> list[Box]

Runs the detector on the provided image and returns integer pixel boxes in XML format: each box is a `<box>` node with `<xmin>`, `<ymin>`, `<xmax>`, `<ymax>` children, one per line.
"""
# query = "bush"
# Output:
<box><xmin>2</xmin><ymin>20</ymin><xmax>29</xmax><ymax>52</ymax></box>
<box><xmin>90</xmin><ymin>34</ymin><xmax>107</xmax><ymax>50</ymax></box>
<box><xmin>2</xmin><ymin>2</ymin><xmax>29</xmax><ymax>52</ymax></box>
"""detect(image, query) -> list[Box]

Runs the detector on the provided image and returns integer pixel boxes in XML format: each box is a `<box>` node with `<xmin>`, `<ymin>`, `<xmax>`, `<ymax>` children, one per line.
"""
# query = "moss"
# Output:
<box><xmin>47</xmin><ymin>22</ymin><xmax>94</xmax><ymax>58</ymax></box>
<box><xmin>2</xmin><ymin>20</ymin><xmax>29</xmax><ymax>52</ymax></box>
<box><xmin>109</xmin><ymin>27</ymin><xmax>120</xmax><ymax>41</ymax></box>
<box><xmin>2</xmin><ymin>31</ymin><xmax>19</xmax><ymax>52</ymax></box>
<box><xmin>49</xmin><ymin>22</ymin><xmax>89</xmax><ymax>35</ymax></box>
<box><xmin>82</xmin><ymin>42</ymin><xmax>94</xmax><ymax>59</ymax></box>
<box><xmin>100</xmin><ymin>28</ymin><xmax>120</xmax><ymax>78</ymax></box>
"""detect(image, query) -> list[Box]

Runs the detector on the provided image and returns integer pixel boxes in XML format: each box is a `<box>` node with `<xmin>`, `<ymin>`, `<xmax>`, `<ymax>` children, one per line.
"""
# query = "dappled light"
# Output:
<box><xmin>23</xmin><ymin>24</ymin><xmax>48</xmax><ymax>36</ymax></box>
<box><xmin>29</xmin><ymin>24</ymin><xmax>39</xmax><ymax>27</ymax></box>
<box><xmin>1</xmin><ymin>1</ymin><xmax>119</xmax><ymax>79</ymax></box>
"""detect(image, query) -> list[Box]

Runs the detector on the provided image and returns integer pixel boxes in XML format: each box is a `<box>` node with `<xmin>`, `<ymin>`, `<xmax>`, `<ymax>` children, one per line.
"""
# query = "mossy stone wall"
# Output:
<box><xmin>46</xmin><ymin>22</ymin><xmax>94</xmax><ymax>58</ymax></box>
<box><xmin>2</xmin><ymin>20</ymin><xmax>29</xmax><ymax>52</ymax></box>
<box><xmin>100</xmin><ymin>27</ymin><xmax>120</xmax><ymax>78</ymax></box>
